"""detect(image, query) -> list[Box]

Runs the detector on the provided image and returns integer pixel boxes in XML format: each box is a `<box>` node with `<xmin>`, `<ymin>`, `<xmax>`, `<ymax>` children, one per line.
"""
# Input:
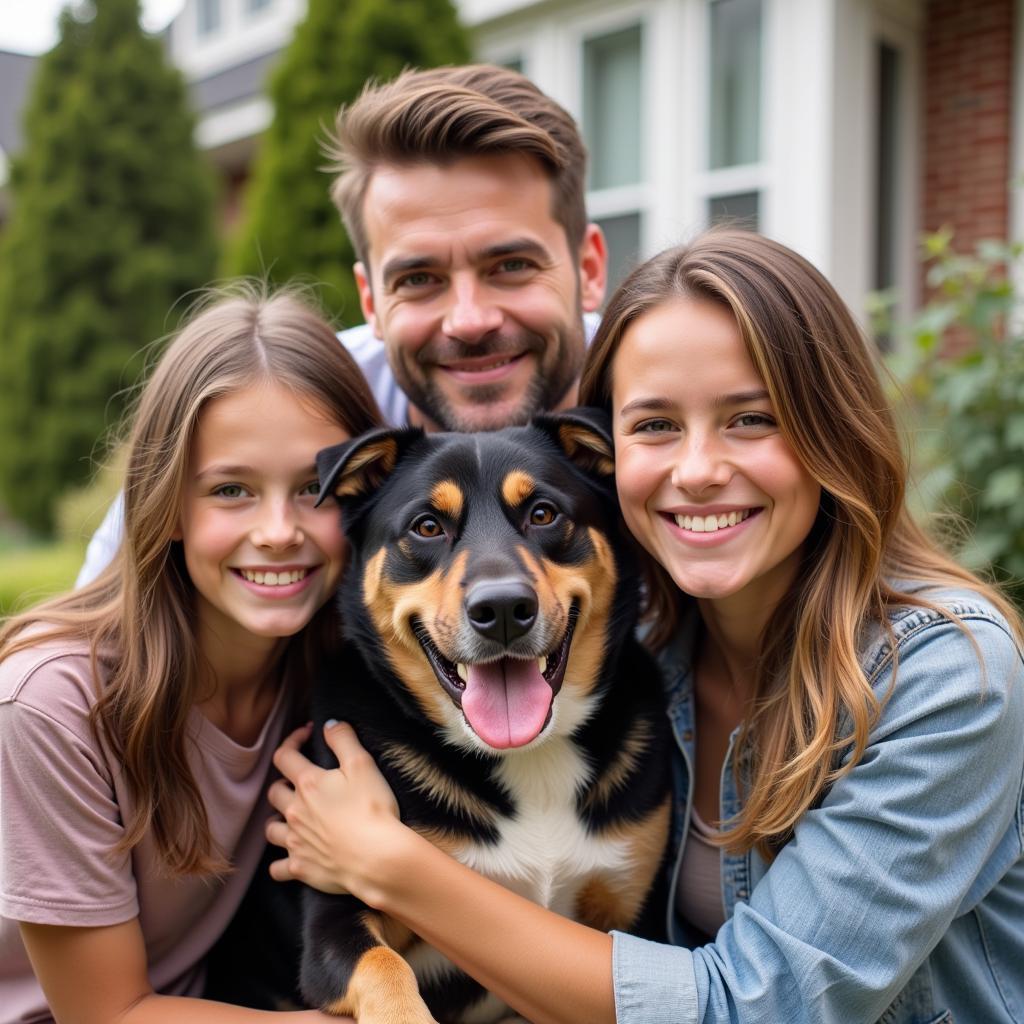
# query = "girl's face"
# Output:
<box><xmin>177</xmin><ymin>381</ymin><xmax>350</xmax><ymax>656</ymax></box>
<box><xmin>611</xmin><ymin>298</ymin><xmax>821</xmax><ymax>614</ymax></box>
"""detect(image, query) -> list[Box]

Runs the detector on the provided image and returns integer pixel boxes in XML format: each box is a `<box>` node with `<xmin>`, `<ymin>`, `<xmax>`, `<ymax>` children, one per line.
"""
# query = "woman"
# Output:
<box><xmin>0</xmin><ymin>286</ymin><xmax>380</xmax><ymax>1023</ymax></box>
<box><xmin>268</xmin><ymin>232</ymin><xmax>1024</xmax><ymax>1023</ymax></box>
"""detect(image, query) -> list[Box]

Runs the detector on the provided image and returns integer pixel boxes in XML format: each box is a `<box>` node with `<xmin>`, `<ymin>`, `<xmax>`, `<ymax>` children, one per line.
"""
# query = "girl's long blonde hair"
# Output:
<box><xmin>580</xmin><ymin>230</ymin><xmax>1023</xmax><ymax>859</ymax></box>
<box><xmin>0</xmin><ymin>285</ymin><xmax>382</xmax><ymax>875</ymax></box>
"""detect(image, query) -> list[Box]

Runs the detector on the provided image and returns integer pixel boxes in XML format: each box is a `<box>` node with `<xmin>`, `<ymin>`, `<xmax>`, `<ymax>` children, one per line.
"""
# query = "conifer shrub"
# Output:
<box><xmin>0</xmin><ymin>0</ymin><xmax>217</xmax><ymax>533</ymax></box>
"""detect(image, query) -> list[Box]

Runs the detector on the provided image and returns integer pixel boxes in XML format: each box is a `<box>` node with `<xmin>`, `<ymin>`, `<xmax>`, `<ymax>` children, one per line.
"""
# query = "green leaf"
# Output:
<box><xmin>958</xmin><ymin>530</ymin><xmax>1012</xmax><ymax>569</ymax></box>
<box><xmin>982</xmin><ymin>466</ymin><xmax>1024</xmax><ymax>509</ymax></box>
<box><xmin>1005</xmin><ymin>415</ymin><xmax>1024</xmax><ymax>450</ymax></box>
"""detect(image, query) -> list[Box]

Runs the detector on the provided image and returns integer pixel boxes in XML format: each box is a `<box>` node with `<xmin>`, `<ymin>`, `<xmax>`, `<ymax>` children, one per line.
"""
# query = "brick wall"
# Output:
<box><xmin>923</xmin><ymin>0</ymin><xmax>1014</xmax><ymax>247</ymax></box>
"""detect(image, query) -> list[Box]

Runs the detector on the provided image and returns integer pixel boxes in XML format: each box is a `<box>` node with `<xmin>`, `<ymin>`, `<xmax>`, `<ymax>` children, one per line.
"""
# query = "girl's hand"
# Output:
<box><xmin>266</xmin><ymin>721</ymin><xmax>403</xmax><ymax>898</ymax></box>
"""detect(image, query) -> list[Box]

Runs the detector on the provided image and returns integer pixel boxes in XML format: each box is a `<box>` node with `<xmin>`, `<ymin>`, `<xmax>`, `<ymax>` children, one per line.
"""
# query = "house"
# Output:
<box><xmin>2</xmin><ymin>0</ymin><xmax>1019</xmax><ymax>322</ymax></box>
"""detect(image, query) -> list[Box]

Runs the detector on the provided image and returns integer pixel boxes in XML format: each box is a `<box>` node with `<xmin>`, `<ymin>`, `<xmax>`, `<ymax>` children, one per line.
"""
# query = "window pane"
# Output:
<box><xmin>596</xmin><ymin>212</ymin><xmax>642</xmax><ymax>294</ymax></box>
<box><xmin>198</xmin><ymin>0</ymin><xmax>221</xmax><ymax>34</ymax></box>
<box><xmin>584</xmin><ymin>25</ymin><xmax>643</xmax><ymax>190</ymax></box>
<box><xmin>709</xmin><ymin>0</ymin><xmax>762</xmax><ymax>168</ymax></box>
<box><xmin>707</xmin><ymin>191</ymin><xmax>759</xmax><ymax>229</ymax></box>
<box><xmin>248</xmin><ymin>0</ymin><xmax>273</xmax><ymax>11</ymax></box>
<box><xmin>502</xmin><ymin>57</ymin><xmax>524</xmax><ymax>74</ymax></box>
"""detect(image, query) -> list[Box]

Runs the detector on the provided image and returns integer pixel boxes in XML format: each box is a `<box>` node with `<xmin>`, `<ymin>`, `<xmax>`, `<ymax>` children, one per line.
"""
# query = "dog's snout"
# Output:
<box><xmin>466</xmin><ymin>579</ymin><xmax>538</xmax><ymax>645</ymax></box>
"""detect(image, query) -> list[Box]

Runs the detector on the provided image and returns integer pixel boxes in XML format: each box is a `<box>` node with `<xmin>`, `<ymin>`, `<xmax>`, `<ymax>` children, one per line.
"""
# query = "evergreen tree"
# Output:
<box><xmin>228</xmin><ymin>0</ymin><xmax>469</xmax><ymax>325</ymax></box>
<box><xmin>0</xmin><ymin>0</ymin><xmax>217</xmax><ymax>533</ymax></box>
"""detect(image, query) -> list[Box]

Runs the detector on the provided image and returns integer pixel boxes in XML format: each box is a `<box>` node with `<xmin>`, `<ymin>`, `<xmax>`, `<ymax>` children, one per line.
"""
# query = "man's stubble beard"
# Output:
<box><xmin>393</xmin><ymin>315</ymin><xmax>587</xmax><ymax>433</ymax></box>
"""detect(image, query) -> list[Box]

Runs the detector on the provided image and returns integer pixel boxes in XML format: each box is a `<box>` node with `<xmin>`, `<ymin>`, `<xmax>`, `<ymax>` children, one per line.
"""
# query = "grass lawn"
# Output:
<box><xmin>0</xmin><ymin>539</ymin><xmax>83</xmax><ymax>616</ymax></box>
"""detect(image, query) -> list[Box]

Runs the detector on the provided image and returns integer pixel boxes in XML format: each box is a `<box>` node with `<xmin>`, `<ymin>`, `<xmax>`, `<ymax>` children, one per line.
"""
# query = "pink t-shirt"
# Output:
<box><xmin>0</xmin><ymin>639</ymin><xmax>291</xmax><ymax>1024</ymax></box>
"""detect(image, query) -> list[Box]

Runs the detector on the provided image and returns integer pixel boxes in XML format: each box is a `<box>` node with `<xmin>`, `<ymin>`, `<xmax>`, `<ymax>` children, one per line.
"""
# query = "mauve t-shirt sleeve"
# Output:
<box><xmin>0</xmin><ymin>649</ymin><xmax>138</xmax><ymax>926</ymax></box>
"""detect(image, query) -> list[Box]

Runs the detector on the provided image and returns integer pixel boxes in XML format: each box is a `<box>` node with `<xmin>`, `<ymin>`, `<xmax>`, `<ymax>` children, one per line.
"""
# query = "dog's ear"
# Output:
<box><xmin>533</xmin><ymin>407</ymin><xmax>615</xmax><ymax>477</ymax></box>
<box><xmin>315</xmin><ymin>426</ymin><xmax>424</xmax><ymax>506</ymax></box>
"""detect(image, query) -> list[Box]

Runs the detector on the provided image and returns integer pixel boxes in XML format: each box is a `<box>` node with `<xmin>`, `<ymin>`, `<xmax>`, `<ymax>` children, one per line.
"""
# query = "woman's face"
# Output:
<box><xmin>611</xmin><ymin>297</ymin><xmax>821</xmax><ymax>615</ymax></box>
<box><xmin>176</xmin><ymin>381</ymin><xmax>350</xmax><ymax>659</ymax></box>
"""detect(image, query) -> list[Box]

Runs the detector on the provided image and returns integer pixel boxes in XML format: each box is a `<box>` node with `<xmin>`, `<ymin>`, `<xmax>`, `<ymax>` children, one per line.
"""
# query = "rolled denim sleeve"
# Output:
<box><xmin>611</xmin><ymin>613</ymin><xmax>1024</xmax><ymax>1023</ymax></box>
<box><xmin>613</xmin><ymin>931</ymin><xmax>698</xmax><ymax>1023</ymax></box>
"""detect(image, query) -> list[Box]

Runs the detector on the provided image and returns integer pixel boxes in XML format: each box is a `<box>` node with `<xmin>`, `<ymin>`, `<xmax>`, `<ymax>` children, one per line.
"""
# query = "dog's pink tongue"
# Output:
<box><xmin>461</xmin><ymin>659</ymin><xmax>552</xmax><ymax>749</ymax></box>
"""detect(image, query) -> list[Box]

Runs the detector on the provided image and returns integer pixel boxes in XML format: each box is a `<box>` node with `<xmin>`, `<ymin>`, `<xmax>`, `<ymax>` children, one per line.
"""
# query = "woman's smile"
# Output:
<box><xmin>611</xmin><ymin>297</ymin><xmax>821</xmax><ymax>610</ymax></box>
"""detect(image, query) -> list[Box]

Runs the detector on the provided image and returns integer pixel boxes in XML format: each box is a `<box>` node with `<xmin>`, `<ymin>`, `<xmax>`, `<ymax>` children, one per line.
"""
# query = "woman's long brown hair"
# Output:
<box><xmin>580</xmin><ymin>230</ymin><xmax>1023</xmax><ymax>859</ymax></box>
<box><xmin>0</xmin><ymin>285</ymin><xmax>382</xmax><ymax>875</ymax></box>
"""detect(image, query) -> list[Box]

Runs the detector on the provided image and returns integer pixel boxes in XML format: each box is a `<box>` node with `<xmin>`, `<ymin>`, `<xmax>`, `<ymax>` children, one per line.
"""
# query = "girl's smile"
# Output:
<box><xmin>176</xmin><ymin>381</ymin><xmax>350</xmax><ymax>660</ymax></box>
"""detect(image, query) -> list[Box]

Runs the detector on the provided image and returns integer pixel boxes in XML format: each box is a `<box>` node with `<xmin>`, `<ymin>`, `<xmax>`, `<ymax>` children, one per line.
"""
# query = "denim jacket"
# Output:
<box><xmin>612</xmin><ymin>584</ymin><xmax>1024</xmax><ymax>1023</ymax></box>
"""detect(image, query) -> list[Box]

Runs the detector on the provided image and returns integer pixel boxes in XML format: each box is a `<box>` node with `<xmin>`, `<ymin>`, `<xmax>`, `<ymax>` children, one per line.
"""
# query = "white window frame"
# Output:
<box><xmin>567</xmin><ymin>2</ymin><xmax>656</xmax><ymax>262</ymax></box>
<box><xmin>696</xmin><ymin>0</ymin><xmax>771</xmax><ymax>229</ymax></box>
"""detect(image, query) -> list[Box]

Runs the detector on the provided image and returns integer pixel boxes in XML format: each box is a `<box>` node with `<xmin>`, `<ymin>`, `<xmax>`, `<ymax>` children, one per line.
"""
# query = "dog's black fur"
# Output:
<box><xmin>294</xmin><ymin>410</ymin><xmax>672</xmax><ymax>1023</ymax></box>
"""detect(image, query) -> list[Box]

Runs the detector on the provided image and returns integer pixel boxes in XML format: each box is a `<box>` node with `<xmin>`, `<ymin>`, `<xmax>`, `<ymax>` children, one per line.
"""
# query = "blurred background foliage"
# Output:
<box><xmin>0</xmin><ymin>0</ymin><xmax>218</xmax><ymax>535</ymax></box>
<box><xmin>883</xmin><ymin>228</ymin><xmax>1024</xmax><ymax>612</ymax></box>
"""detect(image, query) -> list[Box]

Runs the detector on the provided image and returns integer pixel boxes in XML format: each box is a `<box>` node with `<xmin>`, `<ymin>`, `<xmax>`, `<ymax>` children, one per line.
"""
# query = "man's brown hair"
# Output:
<box><xmin>326</xmin><ymin>64</ymin><xmax>589</xmax><ymax>264</ymax></box>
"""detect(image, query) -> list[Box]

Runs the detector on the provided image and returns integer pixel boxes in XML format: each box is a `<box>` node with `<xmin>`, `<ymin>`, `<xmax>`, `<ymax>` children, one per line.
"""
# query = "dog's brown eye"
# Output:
<box><xmin>530</xmin><ymin>503</ymin><xmax>557</xmax><ymax>526</ymax></box>
<box><xmin>412</xmin><ymin>516</ymin><xmax>444</xmax><ymax>538</ymax></box>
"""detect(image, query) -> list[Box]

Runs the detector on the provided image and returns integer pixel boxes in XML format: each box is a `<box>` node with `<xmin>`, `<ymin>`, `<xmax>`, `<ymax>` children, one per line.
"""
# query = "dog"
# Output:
<box><xmin>304</xmin><ymin>409</ymin><xmax>672</xmax><ymax>1023</ymax></box>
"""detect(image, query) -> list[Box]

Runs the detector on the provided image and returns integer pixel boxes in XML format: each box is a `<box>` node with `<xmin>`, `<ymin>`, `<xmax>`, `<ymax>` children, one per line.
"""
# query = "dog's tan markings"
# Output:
<box><xmin>333</xmin><ymin>438</ymin><xmax>399</xmax><ymax>498</ymax></box>
<box><xmin>324</xmin><ymin>943</ymin><xmax>433</xmax><ymax>1021</ymax></box>
<box><xmin>517</xmin><ymin>528</ymin><xmax>617</xmax><ymax>698</ymax></box>
<box><xmin>364</xmin><ymin>551</ymin><xmax>471</xmax><ymax>727</ymax></box>
<box><xmin>379</xmin><ymin>741</ymin><xmax>497</xmax><ymax>829</ymax></box>
<box><xmin>585</xmin><ymin>797</ymin><xmax>672</xmax><ymax>928</ymax></box>
<box><xmin>583</xmin><ymin>718</ymin><xmax>653</xmax><ymax>812</ymax></box>
<box><xmin>574</xmin><ymin>875</ymin><xmax>634</xmax><ymax>933</ymax></box>
<box><xmin>415</xmin><ymin>825</ymin><xmax>469</xmax><ymax>860</ymax></box>
<box><xmin>501</xmin><ymin>469</ymin><xmax>535</xmax><ymax>507</ymax></box>
<box><xmin>431</xmin><ymin>479</ymin><xmax>464</xmax><ymax>521</ymax></box>
<box><xmin>558</xmin><ymin>424</ymin><xmax>615</xmax><ymax>477</ymax></box>
<box><xmin>363</xmin><ymin>911</ymin><xmax>415</xmax><ymax>955</ymax></box>
<box><xmin>362</xmin><ymin>547</ymin><xmax>387</xmax><ymax>607</ymax></box>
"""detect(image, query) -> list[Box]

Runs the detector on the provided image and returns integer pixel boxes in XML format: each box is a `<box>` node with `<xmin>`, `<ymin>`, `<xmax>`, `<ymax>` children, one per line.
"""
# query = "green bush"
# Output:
<box><xmin>891</xmin><ymin>228</ymin><xmax>1024</xmax><ymax>609</ymax></box>
<box><xmin>0</xmin><ymin>0</ymin><xmax>217</xmax><ymax>534</ymax></box>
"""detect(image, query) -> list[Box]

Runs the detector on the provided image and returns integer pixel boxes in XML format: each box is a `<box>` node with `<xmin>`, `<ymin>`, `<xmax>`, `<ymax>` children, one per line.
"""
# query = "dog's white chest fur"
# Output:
<box><xmin>404</xmin><ymin>738</ymin><xmax>633</xmax><ymax>1022</ymax></box>
<box><xmin>465</xmin><ymin>738</ymin><xmax>630</xmax><ymax>911</ymax></box>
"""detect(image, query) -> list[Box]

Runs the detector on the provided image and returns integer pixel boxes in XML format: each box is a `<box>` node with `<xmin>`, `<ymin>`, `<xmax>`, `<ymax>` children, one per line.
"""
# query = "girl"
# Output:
<box><xmin>0</xmin><ymin>286</ymin><xmax>380</xmax><ymax>1023</ymax></box>
<box><xmin>267</xmin><ymin>232</ymin><xmax>1024</xmax><ymax>1023</ymax></box>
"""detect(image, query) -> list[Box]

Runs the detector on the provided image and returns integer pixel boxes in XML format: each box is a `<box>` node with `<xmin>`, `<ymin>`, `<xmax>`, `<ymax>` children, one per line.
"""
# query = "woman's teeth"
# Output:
<box><xmin>240</xmin><ymin>568</ymin><xmax>308</xmax><ymax>585</ymax></box>
<box><xmin>674</xmin><ymin>509</ymin><xmax>753</xmax><ymax>533</ymax></box>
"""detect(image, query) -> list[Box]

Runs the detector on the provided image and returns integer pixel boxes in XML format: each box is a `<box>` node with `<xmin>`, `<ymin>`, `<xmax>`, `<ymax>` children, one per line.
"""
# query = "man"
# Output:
<box><xmin>77</xmin><ymin>64</ymin><xmax>606</xmax><ymax>583</ymax></box>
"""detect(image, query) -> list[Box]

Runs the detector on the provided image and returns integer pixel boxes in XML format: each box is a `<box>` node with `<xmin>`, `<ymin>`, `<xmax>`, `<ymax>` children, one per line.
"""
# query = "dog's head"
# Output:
<box><xmin>317</xmin><ymin>409</ymin><xmax>638</xmax><ymax>755</ymax></box>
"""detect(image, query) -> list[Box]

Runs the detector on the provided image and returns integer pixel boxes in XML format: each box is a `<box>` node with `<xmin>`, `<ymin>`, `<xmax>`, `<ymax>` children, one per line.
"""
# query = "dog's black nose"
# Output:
<box><xmin>466</xmin><ymin>580</ymin><xmax>538</xmax><ymax>645</ymax></box>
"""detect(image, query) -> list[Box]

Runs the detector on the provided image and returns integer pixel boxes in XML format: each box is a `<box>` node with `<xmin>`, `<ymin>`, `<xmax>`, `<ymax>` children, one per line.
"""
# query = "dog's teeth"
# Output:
<box><xmin>538</xmin><ymin>656</ymin><xmax>547</xmax><ymax>676</ymax></box>
<box><xmin>456</xmin><ymin>663</ymin><xmax>469</xmax><ymax>683</ymax></box>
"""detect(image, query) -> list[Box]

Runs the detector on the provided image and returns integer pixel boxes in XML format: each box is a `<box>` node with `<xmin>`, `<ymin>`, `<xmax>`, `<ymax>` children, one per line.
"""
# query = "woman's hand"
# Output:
<box><xmin>266</xmin><ymin>721</ymin><xmax>404</xmax><ymax>899</ymax></box>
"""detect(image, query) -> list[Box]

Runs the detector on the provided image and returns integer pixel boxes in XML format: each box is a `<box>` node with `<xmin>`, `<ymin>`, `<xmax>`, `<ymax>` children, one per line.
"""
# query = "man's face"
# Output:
<box><xmin>355</xmin><ymin>153</ymin><xmax>606</xmax><ymax>432</ymax></box>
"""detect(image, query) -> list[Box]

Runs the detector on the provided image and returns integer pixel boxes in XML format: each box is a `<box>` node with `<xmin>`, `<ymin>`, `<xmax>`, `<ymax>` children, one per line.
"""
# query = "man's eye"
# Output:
<box><xmin>497</xmin><ymin>258</ymin><xmax>532</xmax><ymax>273</ymax></box>
<box><xmin>398</xmin><ymin>272</ymin><xmax>436</xmax><ymax>288</ymax></box>
<box><xmin>635</xmin><ymin>418</ymin><xmax>675</xmax><ymax>433</ymax></box>
<box><xmin>213</xmin><ymin>484</ymin><xmax>247</xmax><ymax>498</ymax></box>
<box><xmin>412</xmin><ymin>515</ymin><xmax>444</xmax><ymax>539</ymax></box>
